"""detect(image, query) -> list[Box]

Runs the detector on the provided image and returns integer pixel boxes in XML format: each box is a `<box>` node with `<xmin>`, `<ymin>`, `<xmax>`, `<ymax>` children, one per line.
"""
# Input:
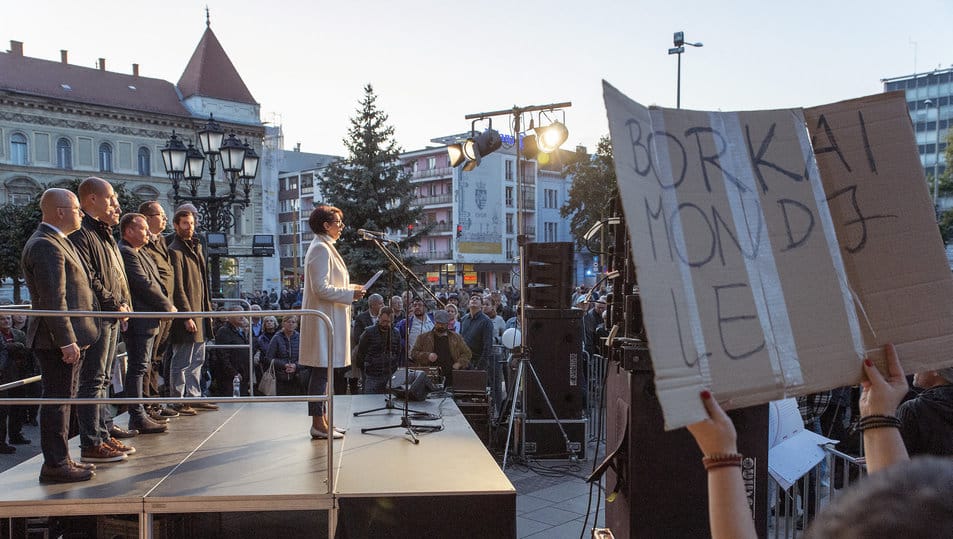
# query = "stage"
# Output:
<box><xmin>0</xmin><ymin>395</ymin><xmax>516</xmax><ymax>538</ymax></box>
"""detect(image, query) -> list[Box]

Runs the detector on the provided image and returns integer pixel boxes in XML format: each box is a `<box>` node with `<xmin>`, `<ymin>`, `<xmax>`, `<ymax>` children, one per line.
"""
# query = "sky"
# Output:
<box><xmin>4</xmin><ymin>1</ymin><xmax>952</xmax><ymax>157</ymax></box>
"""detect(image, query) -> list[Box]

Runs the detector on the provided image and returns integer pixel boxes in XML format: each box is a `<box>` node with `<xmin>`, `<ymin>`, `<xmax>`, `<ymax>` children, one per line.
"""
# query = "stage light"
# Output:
<box><xmin>447</xmin><ymin>143</ymin><xmax>466</xmax><ymax>167</ymax></box>
<box><xmin>460</xmin><ymin>128</ymin><xmax>502</xmax><ymax>171</ymax></box>
<box><xmin>535</xmin><ymin>121</ymin><xmax>569</xmax><ymax>153</ymax></box>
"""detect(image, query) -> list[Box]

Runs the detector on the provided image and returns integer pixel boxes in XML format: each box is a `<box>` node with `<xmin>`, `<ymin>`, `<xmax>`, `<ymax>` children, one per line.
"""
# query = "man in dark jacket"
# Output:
<box><xmin>897</xmin><ymin>367</ymin><xmax>953</xmax><ymax>456</ymax></box>
<box><xmin>70</xmin><ymin>177</ymin><xmax>135</xmax><ymax>461</ymax></box>
<box><xmin>211</xmin><ymin>306</ymin><xmax>251</xmax><ymax>396</ymax></box>
<box><xmin>167</xmin><ymin>209</ymin><xmax>216</xmax><ymax>414</ymax></box>
<box><xmin>118</xmin><ymin>213</ymin><xmax>174</xmax><ymax>434</ymax></box>
<box><xmin>354</xmin><ymin>307</ymin><xmax>401</xmax><ymax>394</ymax></box>
<box><xmin>459</xmin><ymin>294</ymin><xmax>494</xmax><ymax>370</ymax></box>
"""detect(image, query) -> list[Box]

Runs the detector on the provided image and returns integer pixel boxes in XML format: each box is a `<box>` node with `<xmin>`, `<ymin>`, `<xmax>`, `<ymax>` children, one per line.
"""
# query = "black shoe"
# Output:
<box><xmin>158</xmin><ymin>406</ymin><xmax>180</xmax><ymax>418</ymax></box>
<box><xmin>0</xmin><ymin>443</ymin><xmax>15</xmax><ymax>454</ymax></box>
<box><xmin>9</xmin><ymin>434</ymin><xmax>31</xmax><ymax>445</ymax></box>
<box><xmin>109</xmin><ymin>426</ymin><xmax>139</xmax><ymax>439</ymax></box>
<box><xmin>129</xmin><ymin>416</ymin><xmax>168</xmax><ymax>434</ymax></box>
<box><xmin>147</xmin><ymin>409</ymin><xmax>170</xmax><ymax>423</ymax></box>
<box><xmin>39</xmin><ymin>462</ymin><xmax>94</xmax><ymax>483</ymax></box>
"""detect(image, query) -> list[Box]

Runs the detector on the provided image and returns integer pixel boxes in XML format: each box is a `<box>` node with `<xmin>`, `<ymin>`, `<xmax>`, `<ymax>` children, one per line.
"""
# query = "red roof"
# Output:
<box><xmin>0</xmin><ymin>52</ymin><xmax>191</xmax><ymax>117</ymax></box>
<box><xmin>177</xmin><ymin>26</ymin><xmax>257</xmax><ymax>105</ymax></box>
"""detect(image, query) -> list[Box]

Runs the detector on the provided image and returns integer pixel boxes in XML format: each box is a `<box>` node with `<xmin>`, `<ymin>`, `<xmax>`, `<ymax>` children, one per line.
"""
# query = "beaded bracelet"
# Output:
<box><xmin>702</xmin><ymin>453</ymin><xmax>743</xmax><ymax>471</ymax></box>
<box><xmin>857</xmin><ymin>414</ymin><xmax>901</xmax><ymax>432</ymax></box>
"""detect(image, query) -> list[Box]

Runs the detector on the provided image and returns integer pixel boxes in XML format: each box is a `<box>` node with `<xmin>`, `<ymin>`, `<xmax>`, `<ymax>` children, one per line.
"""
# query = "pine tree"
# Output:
<box><xmin>317</xmin><ymin>84</ymin><xmax>422</xmax><ymax>284</ymax></box>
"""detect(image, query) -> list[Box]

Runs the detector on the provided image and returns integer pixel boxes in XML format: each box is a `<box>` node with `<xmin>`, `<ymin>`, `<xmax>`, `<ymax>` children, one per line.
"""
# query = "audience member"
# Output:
<box><xmin>353</xmin><ymin>307</ymin><xmax>401</xmax><ymax>394</ymax></box>
<box><xmin>409</xmin><ymin>310</ymin><xmax>470</xmax><ymax>387</ymax></box>
<box><xmin>896</xmin><ymin>366</ymin><xmax>953</xmax><ymax>456</ymax></box>
<box><xmin>264</xmin><ymin>316</ymin><xmax>306</xmax><ymax>395</ymax></box>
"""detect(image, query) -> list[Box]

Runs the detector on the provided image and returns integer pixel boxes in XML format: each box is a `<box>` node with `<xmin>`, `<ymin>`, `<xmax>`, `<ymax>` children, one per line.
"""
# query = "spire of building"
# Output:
<box><xmin>177</xmin><ymin>23</ymin><xmax>257</xmax><ymax>105</ymax></box>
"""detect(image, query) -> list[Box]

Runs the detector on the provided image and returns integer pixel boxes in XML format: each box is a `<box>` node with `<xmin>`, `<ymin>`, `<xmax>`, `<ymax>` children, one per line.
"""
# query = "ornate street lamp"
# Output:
<box><xmin>161</xmin><ymin>113</ymin><xmax>259</xmax><ymax>295</ymax></box>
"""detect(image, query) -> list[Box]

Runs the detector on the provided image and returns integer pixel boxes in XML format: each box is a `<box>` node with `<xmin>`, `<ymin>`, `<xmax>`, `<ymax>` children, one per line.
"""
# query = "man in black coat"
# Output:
<box><xmin>211</xmin><ymin>307</ymin><xmax>251</xmax><ymax>396</ymax></box>
<box><xmin>119</xmin><ymin>213</ymin><xmax>175</xmax><ymax>434</ymax></box>
<box><xmin>70</xmin><ymin>177</ymin><xmax>135</xmax><ymax>461</ymax></box>
<box><xmin>167</xmin><ymin>209</ymin><xmax>216</xmax><ymax>414</ymax></box>
<box><xmin>898</xmin><ymin>367</ymin><xmax>953</xmax><ymax>456</ymax></box>
<box><xmin>22</xmin><ymin>188</ymin><xmax>102</xmax><ymax>482</ymax></box>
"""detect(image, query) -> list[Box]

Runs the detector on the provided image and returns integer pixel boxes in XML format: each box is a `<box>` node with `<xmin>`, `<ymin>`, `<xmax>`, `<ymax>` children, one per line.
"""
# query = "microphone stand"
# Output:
<box><xmin>353</xmin><ymin>234</ymin><xmax>445</xmax><ymax>443</ymax></box>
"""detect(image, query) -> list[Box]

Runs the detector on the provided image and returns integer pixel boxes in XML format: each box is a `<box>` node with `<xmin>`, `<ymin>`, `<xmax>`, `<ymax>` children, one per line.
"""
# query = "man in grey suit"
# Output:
<box><xmin>119</xmin><ymin>213</ymin><xmax>175</xmax><ymax>434</ymax></box>
<box><xmin>21</xmin><ymin>188</ymin><xmax>101</xmax><ymax>483</ymax></box>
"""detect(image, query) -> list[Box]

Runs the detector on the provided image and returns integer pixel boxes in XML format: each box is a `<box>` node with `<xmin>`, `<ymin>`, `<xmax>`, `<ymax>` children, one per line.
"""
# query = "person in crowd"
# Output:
<box><xmin>583</xmin><ymin>298</ymin><xmax>606</xmax><ymax>358</ymax></box>
<box><xmin>395</xmin><ymin>298</ymin><xmax>434</xmax><ymax>355</ymax></box>
<box><xmin>69</xmin><ymin>177</ymin><xmax>135</xmax><ymax>462</ymax></box>
<box><xmin>354</xmin><ymin>307</ymin><xmax>401</xmax><ymax>394</ymax></box>
<box><xmin>211</xmin><ymin>306</ymin><xmax>251</xmax><ymax>396</ymax></box>
<box><xmin>0</xmin><ymin>313</ymin><xmax>31</xmax><ymax>452</ymax></box>
<box><xmin>300</xmin><ymin>205</ymin><xmax>365</xmax><ymax>439</ymax></box>
<box><xmin>265</xmin><ymin>315</ymin><xmax>306</xmax><ymax>395</ymax></box>
<box><xmin>8</xmin><ymin>311</ymin><xmax>39</xmax><ymax>427</ymax></box>
<box><xmin>167</xmin><ymin>208</ymin><xmax>216</xmax><ymax>415</ymax></box>
<box><xmin>257</xmin><ymin>316</ymin><xmax>279</xmax><ymax>356</ymax></box>
<box><xmin>445</xmin><ymin>303</ymin><xmax>460</xmax><ymax>332</ymax></box>
<box><xmin>896</xmin><ymin>366</ymin><xmax>953</xmax><ymax>456</ymax></box>
<box><xmin>686</xmin><ymin>343</ymin><xmax>912</xmax><ymax>539</ymax></box>
<box><xmin>249</xmin><ymin>304</ymin><xmax>263</xmax><ymax>340</ymax></box>
<box><xmin>137</xmin><ymin>201</ymin><xmax>179</xmax><ymax>420</ymax></box>
<box><xmin>460</xmin><ymin>294</ymin><xmax>494</xmax><ymax>370</ymax></box>
<box><xmin>484</xmin><ymin>297</ymin><xmax>505</xmax><ymax>345</ymax></box>
<box><xmin>390</xmin><ymin>295</ymin><xmax>405</xmax><ymax>324</ymax></box>
<box><xmin>410</xmin><ymin>310</ymin><xmax>471</xmax><ymax>388</ymax></box>
<box><xmin>118</xmin><ymin>213</ymin><xmax>174</xmax><ymax>434</ymax></box>
<box><xmin>349</xmin><ymin>293</ymin><xmax>385</xmax><ymax>394</ymax></box>
<box><xmin>22</xmin><ymin>188</ymin><xmax>102</xmax><ymax>482</ymax></box>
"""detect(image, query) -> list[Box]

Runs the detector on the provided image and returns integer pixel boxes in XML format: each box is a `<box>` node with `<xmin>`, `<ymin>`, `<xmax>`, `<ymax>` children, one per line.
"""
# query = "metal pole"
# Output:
<box><xmin>676</xmin><ymin>51</ymin><xmax>682</xmax><ymax>110</ymax></box>
<box><xmin>934</xmin><ymin>98</ymin><xmax>940</xmax><ymax>209</ymax></box>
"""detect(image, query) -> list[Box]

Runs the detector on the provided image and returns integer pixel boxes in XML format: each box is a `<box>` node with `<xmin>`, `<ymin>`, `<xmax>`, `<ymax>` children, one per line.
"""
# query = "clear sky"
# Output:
<box><xmin>5</xmin><ymin>0</ymin><xmax>952</xmax><ymax>157</ymax></box>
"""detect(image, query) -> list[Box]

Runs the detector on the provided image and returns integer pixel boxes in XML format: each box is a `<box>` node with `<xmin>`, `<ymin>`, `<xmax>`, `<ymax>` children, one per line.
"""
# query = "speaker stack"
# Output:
<box><xmin>525</xmin><ymin>242</ymin><xmax>573</xmax><ymax>309</ymax></box>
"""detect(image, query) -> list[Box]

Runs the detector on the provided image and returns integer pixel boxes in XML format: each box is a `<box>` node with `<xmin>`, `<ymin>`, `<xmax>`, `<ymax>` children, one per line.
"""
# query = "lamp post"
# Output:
<box><xmin>667</xmin><ymin>31</ymin><xmax>703</xmax><ymax>109</ymax></box>
<box><xmin>161</xmin><ymin>114</ymin><xmax>260</xmax><ymax>295</ymax></box>
<box><xmin>924</xmin><ymin>98</ymin><xmax>941</xmax><ymax>212</ymax></box>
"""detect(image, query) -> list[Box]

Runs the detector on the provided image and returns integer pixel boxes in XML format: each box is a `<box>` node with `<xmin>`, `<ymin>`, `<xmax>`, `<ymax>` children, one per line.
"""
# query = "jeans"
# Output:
<box><xmin>362</xmin><ymin>372</ymin><xmax>391</xmax><ymax>394</ymax></box>
<box><xmin>77</xmin><ymin>319</ymin><xmax>119</xmax><ymax>448</ymax></box>
<box><xmin>308</xmin><ymin>366</ymin><xmax>348</xmax><ymax>416</ymax></box>
<box><xmin>123</xmin><ymin>331</ymin><xmax>157</xmax><ymax>421</ymax></box>
<box><xmin>170</xmin><ymin>341</ymin><xmax>206</xmax><ymax>398</ymax></box>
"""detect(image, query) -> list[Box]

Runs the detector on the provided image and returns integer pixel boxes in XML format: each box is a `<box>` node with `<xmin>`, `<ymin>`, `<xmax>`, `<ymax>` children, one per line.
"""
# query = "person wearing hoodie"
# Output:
<box><xmin>897</xmin><ymin>366</ymin><xmax>953</xmax><ymax>456</ymax></box>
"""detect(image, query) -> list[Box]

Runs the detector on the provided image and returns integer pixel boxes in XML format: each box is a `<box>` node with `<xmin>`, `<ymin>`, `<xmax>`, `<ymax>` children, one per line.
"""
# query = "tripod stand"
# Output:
<box><xmin>352</xmin><ymin>234</ymin><xmax>444</xmax><ymax>443</ymax></box>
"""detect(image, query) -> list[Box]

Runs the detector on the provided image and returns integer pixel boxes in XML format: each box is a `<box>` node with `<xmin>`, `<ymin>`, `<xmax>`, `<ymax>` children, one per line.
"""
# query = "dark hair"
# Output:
<box><xmin>309</xmin><ymin>205</ymin><xmax>342</xmax><ymax>235</ymax></box>
<box><xmin>379</xmin><ymin>307</ymin><xmax>394</xmax><ymax>317</ymax></box>
<box><xmin>173</xmin><ymin>209</ymin><xmax>194</xmax><ymax>225</ymax></box>
<box><xmin>806</xmin><ymin>457</ymin><xmax>953</xmax><ymax>538</ymax></box>
<box><xmin>119</xmin><ymin>212</ymin><xmax>146</xmax><ymax>237</ymax></box>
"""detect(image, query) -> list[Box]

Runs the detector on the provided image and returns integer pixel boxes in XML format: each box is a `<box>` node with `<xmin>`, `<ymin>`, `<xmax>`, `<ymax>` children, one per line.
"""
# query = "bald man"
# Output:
<box><xmin>69</xmin><ymin>177</ymin><xmax>135</xmax><ymax>463</ymax></box>
<box><xmin>22</xmin><ymin>188</ymin><xmax>101</xmax><ymax>482</ymax></box>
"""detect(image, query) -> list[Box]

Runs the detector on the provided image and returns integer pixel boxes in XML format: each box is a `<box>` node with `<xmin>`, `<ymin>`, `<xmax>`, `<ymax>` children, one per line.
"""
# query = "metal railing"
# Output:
<box><xmin>767</xmin><ymin>444</ymin><xmax>867</xmax><ymax>537</ymax></box>
<box><xmin>208</xmin><ymin>297</ymin><xmax>256</xmax><ymax>392</ymax></box>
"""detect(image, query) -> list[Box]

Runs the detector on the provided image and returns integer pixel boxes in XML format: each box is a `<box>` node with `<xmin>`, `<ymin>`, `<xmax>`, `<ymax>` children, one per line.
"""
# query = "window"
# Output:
<box><xmin>56</xmin><ymin>138</ymin><xmax>72</xmax><ymax>169</ymax></box>
<box><xmin>544</xmin><ymin>189</ymin><xmax>558</xmax><ymax>209</ymax></box>
<box><xmin>505</xmin><ymin>187</ymin><xmax>514</xmax><ymax>207</ymax></box>
<box><xmin>506</xmin><ymin>213</ymin><xmax>514</xmax><ymax>234</ymax></box>
<box><xmin>10</xmin><ymin>193</ymin><xmax>32</xmax><ymax>206</ymax></box>
<box><xmin>10</xmin><ymin>133</ymin><xmax>28</xmax><ymax>165</ymax></box>
<box><xmin>427</xmin><ymin>156</ymin><xmax>436</xmax><ymax>170</ymax></box>
<box><xmin>412</xmin><ymin>161</ymin><xmax>419</xmax><ymax>173</ymax></box>
<box><xmin>545</xmin><ymin>222</ymin><xmax>558</xmax><ymax>242</ymax></box>
<box><xmin>137</xmin><ymin>146</ymin><xmax>151</xmax><ymax>176</ymax></box>
<box><xmin>505</xmin><ymin>160</ymin><xmax>513</xmax><ymax>180</ymax></box>
<box><xmin>99</xmin><ymin>142</ymin><xmax>113</xmax><ymax>172</ymax></box>
<box><xmin>506</xmin><ymin>238</ymin><xmax>514</xmax><ymax>259</ymax></box>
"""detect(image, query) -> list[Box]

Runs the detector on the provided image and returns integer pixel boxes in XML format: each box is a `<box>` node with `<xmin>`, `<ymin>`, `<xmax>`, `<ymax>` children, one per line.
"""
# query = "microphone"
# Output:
<box><xmin>357</xmin><ymin>229</ymin><xmax>387</xmax><ymax>240</ymax></box>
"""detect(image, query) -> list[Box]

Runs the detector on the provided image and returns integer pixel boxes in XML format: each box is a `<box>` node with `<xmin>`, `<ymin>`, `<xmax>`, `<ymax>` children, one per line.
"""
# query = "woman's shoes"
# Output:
<box><xmin>310</xmin><ymin>426</ymin><xmax>344</xmax><ymax>440</ymax></box>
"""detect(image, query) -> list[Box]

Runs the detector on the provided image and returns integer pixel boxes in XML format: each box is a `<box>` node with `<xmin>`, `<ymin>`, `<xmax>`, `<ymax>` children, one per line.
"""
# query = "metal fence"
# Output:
<box><xmin>767</xmin><ymin>444</ymin><xmax>867</xmax><ymax>537</ymax></box>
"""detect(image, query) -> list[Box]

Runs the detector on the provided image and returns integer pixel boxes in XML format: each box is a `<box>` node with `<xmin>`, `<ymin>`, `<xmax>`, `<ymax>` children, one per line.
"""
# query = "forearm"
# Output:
<box><xmin>863</xmin><ymin>427</ymin><xmax>909</xmax><ymax>474</ymax></box>
<box><xmin>706</xmin><ymin>467</ymin><xmax>757</xmax><ymax>539</ymax></box>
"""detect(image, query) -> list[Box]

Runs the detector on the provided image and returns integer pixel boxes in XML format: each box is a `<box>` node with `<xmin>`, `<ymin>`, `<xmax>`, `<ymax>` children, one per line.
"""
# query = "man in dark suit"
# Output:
<box><xmin>119</xmin><ymin>213</ymin><xmax>175</xmax><ymax>434</ymax></box>
<box><xmin>167</xmin><ymin>209</ymin><xmax>216</xmax><ymax>414</ymax></box>
<box><xmin>22</xmin><ymin>188</ymin><xmax>102</xmax><ymax>483</ymax></box>
<box><xmin>70</xmin><ymin>177</ymin><xmax>134</xmax><ymax>463</ymax></box>
<box><xmin>138</xmin><ymin>201</ymin><xmax>179</xmax><ymax>420</ymax></box>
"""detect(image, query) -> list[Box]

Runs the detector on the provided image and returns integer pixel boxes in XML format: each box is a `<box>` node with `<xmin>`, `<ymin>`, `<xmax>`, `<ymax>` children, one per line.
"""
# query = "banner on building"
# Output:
<box><xmin>604</xmin><ymin>82</ymin><xmax>953</xmax><ymax>428</ymax></box>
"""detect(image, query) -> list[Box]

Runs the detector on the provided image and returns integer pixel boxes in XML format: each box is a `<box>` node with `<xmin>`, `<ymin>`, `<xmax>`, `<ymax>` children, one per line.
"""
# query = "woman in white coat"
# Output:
<box><xmin>300</xmin><ymin>205</ymin><xmax>365</xmax><ymax>439</ymax></box>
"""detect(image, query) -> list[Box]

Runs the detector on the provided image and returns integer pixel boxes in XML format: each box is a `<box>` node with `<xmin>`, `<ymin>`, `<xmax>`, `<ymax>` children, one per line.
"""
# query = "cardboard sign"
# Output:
<box><xmin>603</xmin><ymin>82</ymin><xmax>953</xmax><ymax>429</ymax></box>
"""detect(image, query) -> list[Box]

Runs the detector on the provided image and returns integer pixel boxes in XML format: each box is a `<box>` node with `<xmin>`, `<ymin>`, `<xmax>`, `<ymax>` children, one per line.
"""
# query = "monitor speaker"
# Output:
<box><xmin>391</xmin><ymin>370</ymin><xmax>432</xmax><ymax>401</ymax></box>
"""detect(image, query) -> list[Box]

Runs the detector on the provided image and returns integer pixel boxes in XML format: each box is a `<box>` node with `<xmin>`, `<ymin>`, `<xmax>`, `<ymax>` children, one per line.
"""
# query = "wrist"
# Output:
<box><xmin>702</xmin><ymin>452</ymin><xmax>743</xmax><ymax>472</ymax></box>
<box><xmin>857</xmin><ymin>414</ymin><xmax>901</xmax><ymax>432</ymax></box>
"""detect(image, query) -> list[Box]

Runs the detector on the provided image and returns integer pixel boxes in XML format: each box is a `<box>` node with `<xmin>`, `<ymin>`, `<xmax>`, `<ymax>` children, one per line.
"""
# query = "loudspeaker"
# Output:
<box><xmin>523</xmin><ymin>308</ymin><xmax>585</xmax><ymax>419</ymax></box>
<box><xmin>391</xmin><ymin>370</ymin><xmax>432</xmax><ymax>401</ymax></box>
<box><xmin>525</xmin><ymin>242</ymin><xmax>573</xmax><ymax>309</ymax></box>
<box><xmin>522</xmin><ymin>419</ymin><xmax>587</xmax><ymax>460</ymax></box>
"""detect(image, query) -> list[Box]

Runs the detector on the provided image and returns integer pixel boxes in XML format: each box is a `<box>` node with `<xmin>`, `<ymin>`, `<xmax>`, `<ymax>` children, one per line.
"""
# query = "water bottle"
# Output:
<box><xmin>232</xmin><ymin>374</ymin><xmax>241</xmax><ymax>397</ymax></box>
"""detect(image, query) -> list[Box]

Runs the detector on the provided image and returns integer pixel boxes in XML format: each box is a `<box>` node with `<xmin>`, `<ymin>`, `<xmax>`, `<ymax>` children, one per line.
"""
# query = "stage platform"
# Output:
<box><xmin>0</xmin><ymin>395</ymin><xmax>516</xmax><ymax>538</ymax></box>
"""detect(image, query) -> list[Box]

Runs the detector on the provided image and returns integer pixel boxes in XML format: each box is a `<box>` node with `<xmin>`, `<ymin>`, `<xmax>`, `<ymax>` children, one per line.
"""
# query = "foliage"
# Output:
<box><xmin>560</xmin><ymin>135</ymin><xmax>619</xmax><ymax>248</ymax></box>
<box><xmin>939</xmin><ymin>208</ymin><xmax>953</xmax><ymax>245</ymax></box>
<box><xmin>316</xmin><ymin>84</ymin><xmax>423</xmax><ymax>284</ymax></box>
<box><xmin>0</xmin><ymin>179</ymin><xmax>144</xmax><ymax>303</ymax></box>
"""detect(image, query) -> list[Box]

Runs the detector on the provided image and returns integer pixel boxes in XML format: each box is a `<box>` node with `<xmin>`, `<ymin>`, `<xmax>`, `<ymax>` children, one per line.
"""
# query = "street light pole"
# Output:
<box><xmin>926</xmin><ymin>98</ymin><xmax>940</xmax><ymax>211</ymax></box>
<box><xmin>668</xmin><ymin>31</ymin><xmax>703</xmax><ymax>110</ymax></box>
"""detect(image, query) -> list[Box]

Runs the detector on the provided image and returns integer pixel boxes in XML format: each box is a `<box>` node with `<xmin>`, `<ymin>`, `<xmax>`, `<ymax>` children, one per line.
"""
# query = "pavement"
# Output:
<box><xmin>1</xmin><ymin>416</ymin><xmax>608</xmax><ymax>538</ymax></box>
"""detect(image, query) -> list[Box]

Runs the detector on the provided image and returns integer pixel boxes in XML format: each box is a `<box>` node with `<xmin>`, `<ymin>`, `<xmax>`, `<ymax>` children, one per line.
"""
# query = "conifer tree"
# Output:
<box><xmin>317</xmin><ymin>84</ymin><xmax>422</xmax><ymax>284</ymax></box>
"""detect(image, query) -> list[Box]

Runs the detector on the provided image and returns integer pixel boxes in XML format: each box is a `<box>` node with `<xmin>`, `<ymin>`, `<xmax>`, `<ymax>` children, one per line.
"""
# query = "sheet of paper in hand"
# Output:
<box><xmin>603</xmin><ymin>82</ymin><xmax>953</xmax><ymax>429</ymax></box>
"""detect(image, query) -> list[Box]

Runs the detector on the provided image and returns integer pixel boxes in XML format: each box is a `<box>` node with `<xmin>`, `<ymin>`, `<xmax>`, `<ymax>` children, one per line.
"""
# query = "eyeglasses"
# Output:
<box><xmin>329</xmin><ymin>220</ymin><xmax>344</xmax><ymax>226</ymax></box>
